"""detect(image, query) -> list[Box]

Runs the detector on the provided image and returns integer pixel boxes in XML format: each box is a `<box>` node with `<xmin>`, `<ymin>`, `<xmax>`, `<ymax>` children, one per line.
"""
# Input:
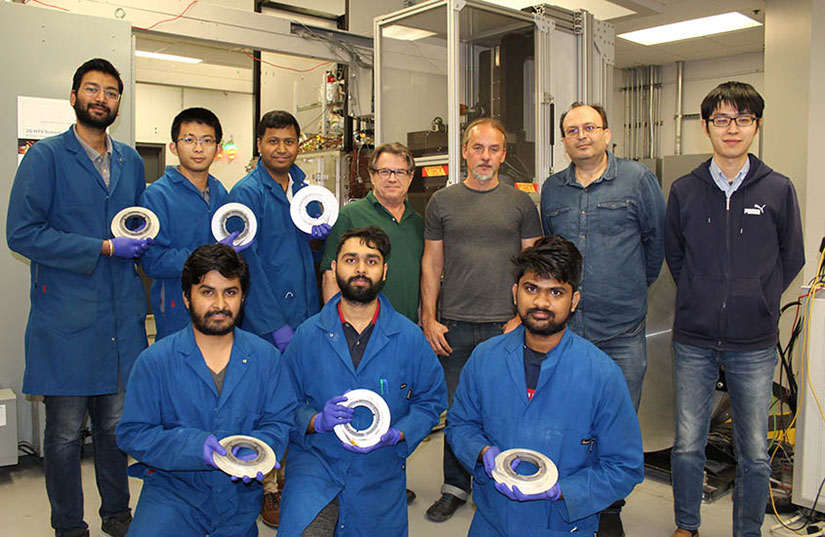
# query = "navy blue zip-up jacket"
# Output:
<box><xmin>665</xmin><ymin>154</ymin><xmax>804</xmax><ymax>351</ymax></box>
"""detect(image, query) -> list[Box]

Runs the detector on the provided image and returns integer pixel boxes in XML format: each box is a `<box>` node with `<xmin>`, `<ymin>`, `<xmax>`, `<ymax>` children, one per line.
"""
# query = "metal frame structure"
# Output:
<box><xmin>374</xmin><ymin>0</ymin><xmax>554</xmax><ymax>185</ymax></box>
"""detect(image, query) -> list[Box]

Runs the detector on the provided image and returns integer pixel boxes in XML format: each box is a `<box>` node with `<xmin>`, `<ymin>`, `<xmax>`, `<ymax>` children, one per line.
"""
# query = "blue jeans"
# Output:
<box><xmin>593</xmin><ymin>319</ymin><xmax>647</xmax><ymax>412</ymax></box>
<box><xmin>671</xmin><ymin>342</ymin><xmax>776</xmax><ymax>537</ymax></box>
<box><xmin>44</xmin><ymin>391</ymin><xmax>130</xmax><ymax>535</ymax></box>
<box><xmin>440</xmin><ymin>319</ymin><xmax>503</xmax><ymax>500</ymax></box>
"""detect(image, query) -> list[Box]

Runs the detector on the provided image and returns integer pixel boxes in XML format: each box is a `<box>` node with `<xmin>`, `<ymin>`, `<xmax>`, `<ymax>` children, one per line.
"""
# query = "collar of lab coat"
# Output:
<box><xmin>313</xmin><ymin>292</ymin><xmax>402</xmax><ymax>375</ymax></box>
<box><xmin>61</xmin><ymin>126</ymin><xmax>127</xmax><ymax>193</ymax></box>
<box><xmin>175</xmin><ymin>324</ymin><xmax>255</xmax><ymax>407</ymax></box>
<box><xmin>254</xmin><ymin>161</ymin><xmax>307</xmax><ymax>201</ymax></box>
<box><xmin>501</xmin><ymin>324</ymin><xmax>574</xmax><ymax>405</ymax></box>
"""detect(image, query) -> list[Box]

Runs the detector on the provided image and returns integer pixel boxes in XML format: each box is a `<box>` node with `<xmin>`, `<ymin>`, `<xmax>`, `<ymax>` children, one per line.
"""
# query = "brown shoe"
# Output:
<box><xmin>673</xmin><ymin>529</ymin><xmax>699</xmax><ymax>537</ymax></box>
<box><xmin>261</xmin><ymin>491</ymin><xmax>281</xmax><ymax>528</ymax></box>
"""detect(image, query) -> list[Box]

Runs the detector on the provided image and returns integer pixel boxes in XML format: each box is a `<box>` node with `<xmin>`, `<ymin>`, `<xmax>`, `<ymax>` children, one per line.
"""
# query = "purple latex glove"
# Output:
<box><xmin>494</xmin><ymin>478</ymin><xmax>562</xmax><ymax>502</ymax></box>
<box><xmin>202</xmin><ymin>434</ymin><xmax>227</xmax><ymax>469</ymax></box>
<box><xmin>218</xmin><ymin>230</ymin><xmax>253</xmax><ymax>253</ymax></box>
<box><xmin>314</xmin><ymin>395</ymin><xmax>353</xmax><ymax>434</ymax></box>
<box><xmin>270</xmin><ymin>324</ymin><xmax>294</xmax><ymax>353</ymax></box>
<box><xmin>341</xmin><ymin>427</ymin><xmax>402</xmax><ymax>454</ymax></box>
<box><xmin>111</xmin><ymin>236</ymin><xmax>152</xmax><ymax>259</ymax></box>
<box><xmin>309</xmin><ymin>223</ymin><xmax>331</xmax><ymax>240</ymax></box>
<box><xmin>482</xmin><ymin>446</ymin><xmax>501</xmax><ymax>479</ymax></box>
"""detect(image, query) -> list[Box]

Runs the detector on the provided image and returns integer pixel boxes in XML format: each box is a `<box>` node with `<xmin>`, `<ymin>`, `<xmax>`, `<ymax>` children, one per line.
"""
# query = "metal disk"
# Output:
<box><xmin>491</xmin><ymin>448</ymin><xmax>558</xmax><ymax>495</ymax></box>
<box><xmin>289</xmin><ymin>185</ymin><xmax>339</xmax><ymax>233</ymax></box>
<box><xmin>211</xmin><ymin>435</ymin><xmax>276</xmax><ymax>479</ymax></box>
<box><xmin>211</xmin><ymin>202</ymin><xmax>258</xmax><ymax>248</ymax></box>
<box><xmin>110</xmin><ymin>206</ymin><xmax>160</xmax><ymax>240</ymax></box>
<box><xmin>334</xmin><ymin>388</ymin><xmax>391</xmax><ymax>448</ymax></box>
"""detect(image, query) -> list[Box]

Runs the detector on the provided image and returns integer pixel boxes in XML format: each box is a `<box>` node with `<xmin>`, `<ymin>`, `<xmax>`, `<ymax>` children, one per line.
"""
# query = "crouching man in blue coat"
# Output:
<box><xmin>117</xmin><ymin>244</ymin><xmax>296</xmax><ymax>536</ymax></box>
<box><xmin>279</xmin><ymin>226</ymin><xmax>447</xmax><ymax>536</ymax></box>
<box><xmin>447</xmin><ymin>236</ymin><xmax>644</xmax><ymax>536</ymax></box>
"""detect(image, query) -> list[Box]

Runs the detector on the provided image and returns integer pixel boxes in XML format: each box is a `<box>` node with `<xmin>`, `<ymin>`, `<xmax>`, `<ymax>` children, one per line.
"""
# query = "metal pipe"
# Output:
<box><xmin>675</xmin><ymin>60</ymin><xmax>684</xmax><ymax>155</ymax></box>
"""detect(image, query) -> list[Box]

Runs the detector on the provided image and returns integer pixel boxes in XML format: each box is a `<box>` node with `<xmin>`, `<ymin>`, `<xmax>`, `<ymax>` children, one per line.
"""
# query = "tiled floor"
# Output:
<box><xmin>0</xmin><ymin>430</ymin><xmax>783</xmax><ymax>537</ymax></box>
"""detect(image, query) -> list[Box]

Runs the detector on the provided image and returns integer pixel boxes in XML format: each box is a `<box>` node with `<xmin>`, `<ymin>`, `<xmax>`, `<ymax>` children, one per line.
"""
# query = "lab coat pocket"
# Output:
<box><xmin>556</xmin><ymin>432</ymin><xmax>595</xmax><ymax>475</ymax></box>
<box><xmin>33</xmin><ymin>267</ymin><xmax>97</xmax><ymax>336</ymax></box>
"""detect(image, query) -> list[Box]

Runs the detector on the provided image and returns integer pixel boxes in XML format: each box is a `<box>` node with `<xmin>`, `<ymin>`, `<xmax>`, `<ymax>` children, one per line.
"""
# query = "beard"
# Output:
<box><xmin>471</xmin><ymin>167</ymin><xmax>494</xmax><ymax>182</ymax></box>
<box><xmin>337</xmin><ymin>273</ymin><xmax>382</xmax><ymax>303</ymax></box>
<box><xmin>521</xmin><ymin>308</ymin><xmax>569</xmax><ymax>337</ymax></box>
<box><xmin>73</xmin><ymin>100</ymin><xmax>118</xmax><ymax>130</ymax></box>
<box><xmin>190</xmin><ymin>308</ymin><xmax>236</xmax><ymax>336</ymax></box>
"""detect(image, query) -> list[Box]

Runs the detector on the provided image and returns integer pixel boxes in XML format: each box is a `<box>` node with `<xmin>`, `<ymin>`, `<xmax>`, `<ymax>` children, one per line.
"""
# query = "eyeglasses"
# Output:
<box><xmin>370</xmin><ymin>168</ymin><xmax>412</xmax><ymax>179</ymax></box>
<box><xmin>708</xmin><ymin>115</ymin><xmax>758</xmax><ymax>127</ymax></box>
<box><xmin>177</xmin><ymin>136</ymin><xmax>217</xmax><ymax>147</ymax></box>
<box><xmin>564</xmin><ymin>124</ymin><xmax>604</xmax><ymax>138</ymax></box>
<box><xmin>79</xmin><ymin>84</ymin><xmax>120</xmax><ymax>101</ymax></box>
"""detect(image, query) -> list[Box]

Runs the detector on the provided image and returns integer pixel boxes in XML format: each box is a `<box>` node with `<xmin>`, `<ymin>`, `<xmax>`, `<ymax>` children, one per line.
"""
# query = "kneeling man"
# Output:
<box><xmin>447</xmin><ymin>235</ymin><xmax>644</xmax><ymax>536</ymax></box>
<box><xmin>117</xmin><ymin>244</ymin><xmax>295</xmax><ymax>536</ymax></box>
<box><xmin>279</xmin><ymin>226</ymin><xmax>446</xmax><ymax>536</ymax></box>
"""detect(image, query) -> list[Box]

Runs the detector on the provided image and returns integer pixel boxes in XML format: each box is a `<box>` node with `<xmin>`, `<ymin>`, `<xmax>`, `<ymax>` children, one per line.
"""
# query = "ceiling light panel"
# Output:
<box><xmin>618</xmin><ymin>12</ymin><xmax>761</xmax><ymax>46</ymax></box>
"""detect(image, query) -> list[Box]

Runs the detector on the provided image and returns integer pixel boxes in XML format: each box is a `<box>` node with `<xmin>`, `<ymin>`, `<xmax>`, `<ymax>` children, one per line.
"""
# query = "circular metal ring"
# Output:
<box><xmin>211</xmin><ymin>435</ymin><xmax>276</xmax><ymax>478</ymax></box>
<box><xmin>110</xmin><ymin>206</ymin><xmax>160</xmax><ymax>240</ymax></box>
<box><xmin>211</xmin><ymin>202</ymin><xmax>258</xmax><ymax>248</ymax></box>
<box><xmin>334</xmin><ymin>388</ymin><xmax>391</xmax><ymax>448</ymax></box>
<box><xmin>490</xmin><ymin>448</ymin><xmax>559</xmax><ymax>495</ymax></box>
<box><xmin>289</xmin><ymin>185</ymin><xmax>339</xmax><ymax>234</ymax></box>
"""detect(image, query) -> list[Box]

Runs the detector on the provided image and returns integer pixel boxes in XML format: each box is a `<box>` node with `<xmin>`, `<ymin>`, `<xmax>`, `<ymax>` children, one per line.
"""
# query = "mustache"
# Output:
<box><xmin>527</xmin><ymin>308</ymin><xmax>554</xmax><ymax>317</ymax></box>
<box><xmin>348</xmin><ymin>276</ymin><xmax>371</xmax><ymax>284</ymax></box>
<box><xmin>205</xmin><ymin>309</ymin><xmax>233</xmax><ymax>319</ymax></box>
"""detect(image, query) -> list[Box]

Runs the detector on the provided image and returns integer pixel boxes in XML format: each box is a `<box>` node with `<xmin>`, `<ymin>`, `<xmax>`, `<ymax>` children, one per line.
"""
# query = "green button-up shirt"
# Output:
<box><xmin>321</xmin><ymin>191</ymin><xmax>424</xmax><ymax>323</ymax></box>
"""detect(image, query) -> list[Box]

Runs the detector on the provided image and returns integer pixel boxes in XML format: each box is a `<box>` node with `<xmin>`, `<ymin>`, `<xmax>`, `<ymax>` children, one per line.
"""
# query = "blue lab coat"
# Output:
<box><xmin>446</xmin><ymin>326</ymin><xmax>644</xmax><ymax>536</ymax></box>
<box><xmin>140</xmin><ymin>166</ymin><xmax>228</xmax><ymax>339</ymax></box>
<box><xmin>228</xmin><ymin>162</ymin><xmax>319</xmax><ymax>337</ymax></box>
<box><xmin>6</xmin><ymin>127</ymin><xmax>147</xmax><ymax>395</ymax></box>
<box><xmin>279</xmin><ymin>294</ymin><xmax>447</xmax><ymax>536</ymax></box>
<box><xmin>117</xmin><ymin>325</ymin><xmax>296</xmax><ymax>537</ymax></box>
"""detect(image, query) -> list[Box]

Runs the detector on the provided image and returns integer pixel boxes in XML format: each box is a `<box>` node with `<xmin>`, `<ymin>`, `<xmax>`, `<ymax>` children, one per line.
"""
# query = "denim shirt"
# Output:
<box><xmin>540</xmin><ymin>152</ymin><xmax>666</xmax><ymax>342</ymax></box>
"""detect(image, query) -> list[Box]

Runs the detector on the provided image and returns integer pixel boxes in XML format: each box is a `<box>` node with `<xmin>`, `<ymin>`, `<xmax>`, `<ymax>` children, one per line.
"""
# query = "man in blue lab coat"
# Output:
<box><xmin>228</xmin><ymin>110</ymin><xmax>330</xmax><ymax>353</ymax></box>
<box><xmin>117</xmin><ymin>244</ymin><xmax>295</xmax><ymax>537</ymax></box>
<box><xmin>279</xmin><ymin>226</ymin><xmax>446</xmax><ymax>536</ymax></box>
<box><xmin>446</xmin><ymin>236</ymin><xmax>644</xmax><ymax>536</ymax></box>
<box><xmin>6</xmin><ymin>58</ymin><xmax>151</xmax><ymax>537</ymax></box>
<box><xmin>141</xmin><ymin>107</ymin><xmax>238</xmax><ymax>340</ymax></box>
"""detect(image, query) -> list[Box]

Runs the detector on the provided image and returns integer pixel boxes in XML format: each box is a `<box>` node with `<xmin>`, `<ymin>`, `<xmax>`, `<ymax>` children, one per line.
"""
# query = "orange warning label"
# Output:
<box><xmin>515</xmin><ymin>182</ymin><xmax>538</xmax><ymax>193</ymax></box>
<box><xmin>422</xmin><ymin>165</ymin><xmax>448</xmax><ymax>177</ymax></box>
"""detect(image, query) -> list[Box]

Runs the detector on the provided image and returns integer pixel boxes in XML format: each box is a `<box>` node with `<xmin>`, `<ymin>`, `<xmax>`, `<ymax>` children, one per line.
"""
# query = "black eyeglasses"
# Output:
<box><xmin>370</xmin><ymin>168</ymin><xmax>412</xmax><ymax>179</ymax></box>
<box><xmin>708</xmin><ymin>115</ymin><xmax>757</xmax><ymax>128</ymax></box>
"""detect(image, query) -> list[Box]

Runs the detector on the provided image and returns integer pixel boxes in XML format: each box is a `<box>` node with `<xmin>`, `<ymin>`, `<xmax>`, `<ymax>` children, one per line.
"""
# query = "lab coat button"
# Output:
<box><xmin>243</xmin><ymin>359</ymin><xmax>247</xmax><ymax>364</ymax></box>
<box><xmin>111</xmin><ymin>337</ymin><xmax>116</xmax><ymax>342</ymax></box>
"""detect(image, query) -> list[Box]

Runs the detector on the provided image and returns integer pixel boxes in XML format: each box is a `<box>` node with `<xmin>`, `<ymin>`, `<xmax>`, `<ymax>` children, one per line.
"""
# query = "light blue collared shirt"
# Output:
<box><xmin>709</xmin><ymin>157</ymin><xmax>749</xmax><ymax>201</ymax></box>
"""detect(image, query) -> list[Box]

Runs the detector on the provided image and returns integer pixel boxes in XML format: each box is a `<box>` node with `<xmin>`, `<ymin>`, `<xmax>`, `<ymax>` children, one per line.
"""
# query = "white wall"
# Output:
<box><xmin>611</xmin><ymin>51</ymin><xmax>764</xmax><ymax>159</ymax></box>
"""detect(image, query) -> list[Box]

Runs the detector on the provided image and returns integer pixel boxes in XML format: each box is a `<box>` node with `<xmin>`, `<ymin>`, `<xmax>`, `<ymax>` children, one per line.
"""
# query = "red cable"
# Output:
<box><xmin>133</xmin><ymin>0</ymin><xmax>199</xmax><ymax>31</ymax></box>
<box><xmin>26</xmin><ymin>0</ymin><xmax>70</xmax><ymax>12</ymax></box>
<box><xmin>243</xmin><ymin>50</ymin><xmax>332</xmax><ymax>73</ymax></box>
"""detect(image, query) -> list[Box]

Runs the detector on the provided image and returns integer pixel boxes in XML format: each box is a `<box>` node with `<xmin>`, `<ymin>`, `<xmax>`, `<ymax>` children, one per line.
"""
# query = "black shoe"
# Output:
<box><xmin>406</xmin><ymin>488</ymin><xmax>417</xmax><ymax>504</ymax></box>
<box><xmin>101</xmin><ymin>512</ymin><xmax>132</xmax><ymax>537</ymax></box>
<box><xmin>56</xmin><ymin>529</ymin><xmax>89</xmax><ymax>537</ymax></box>
<box><xmin>597</xmin><ymin>508</ymin><xmax>624</xmax><ymax>537</ymax></box>
<box><xmin>425</xmin><ymin>493</ymin><xmax>466</xmax><ymax>522</ymax></box>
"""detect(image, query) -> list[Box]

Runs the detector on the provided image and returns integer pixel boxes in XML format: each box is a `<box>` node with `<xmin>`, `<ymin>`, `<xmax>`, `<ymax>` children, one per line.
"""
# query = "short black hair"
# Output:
<box><xmin>181</xmin><ymin>244</ymin><xmax>249</xmax><ymax>299</ymax></box>
<box><xmin>72</xmin><ymin>58</ymin><xmax>123</xmax><ymax>95</ymax></box>
<box><xmin>701</xmin><ymin>81</ymin><xmax>764</xmax><ymax>120</ymax></box>
<box><xmin>513</xmin><ymin>235</ymin><xmax>582</xmax><ymax>289</ymax></box>
<box><xmin>257</xmin><ymin>110</ymin><xmax>301</xmax><ymax>139</ymax></box>
<box><xmin>559</xmin><ymin>102</ymin><xmax>609</xmax><ymax>137</ymax></box>
<box><xmin>171</xmin><ymin>107</ymin><xmax>223</xmax><ymax>143</ymax></box>
<box><xmin>335</xmin><ymin>226</ymin><xmax>391</xmax><ymax>262</ymax></box>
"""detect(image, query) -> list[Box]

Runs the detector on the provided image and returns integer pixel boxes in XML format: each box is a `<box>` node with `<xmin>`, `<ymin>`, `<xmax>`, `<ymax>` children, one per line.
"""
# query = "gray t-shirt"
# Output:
<box><xmin>425</xmin><ymin>182</ymin><xmax>542</xmax><ymax>322</ymax></box>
